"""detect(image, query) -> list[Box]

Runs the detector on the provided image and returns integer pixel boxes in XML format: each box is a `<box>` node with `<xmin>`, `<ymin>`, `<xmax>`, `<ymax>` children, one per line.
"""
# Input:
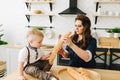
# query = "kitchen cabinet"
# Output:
<box><xmin>98</xmin><ymin>37</ymin><xmax>120</xmax><ymax>48</ymax></box>
<box><xmin>6</xmin><ymin>49</ymin><xmax>19</xmax><ymax>75</ymax></box>
<box><xmin>4</xmin><ymin>46</ymin><xmax>22</xmax><ymax>75</ymax></box>
<box><xmin>94</xmin><ymin>0</ymin><xmax>120</xmax><ymax>24</ymax></box>
<box><xmin>0</xmin><ymin>46</ymin><xmax>21</xmax><ymax>75</ymax></box>
<box><xmin>25</xmin><ymin>0</ymin><xmax>55</xmax><ymax>28</ymax></box>
<box><xmin>0</xmin><ymin>45</ymin><xmax>24</xmax><ymax>75</ymax></box>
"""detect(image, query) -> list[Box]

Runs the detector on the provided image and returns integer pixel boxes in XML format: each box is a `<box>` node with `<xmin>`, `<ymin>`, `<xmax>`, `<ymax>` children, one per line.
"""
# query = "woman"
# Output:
<box><xmin>59</xmin><ymin>14</ymin><xmax>97</xmax><ymax>68</ymax></box>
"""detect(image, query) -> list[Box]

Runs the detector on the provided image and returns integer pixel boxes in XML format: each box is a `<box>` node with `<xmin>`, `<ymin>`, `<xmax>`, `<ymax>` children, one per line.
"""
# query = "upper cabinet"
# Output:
<box><xmin>94</xmin><ymin>0</ymin><xmax>120</xmax><ymax>24</ymax></box>
<box><xmin>24</xmin><ymin>0</ymin><xmax>55</xmax><ymax>28</ymax></box>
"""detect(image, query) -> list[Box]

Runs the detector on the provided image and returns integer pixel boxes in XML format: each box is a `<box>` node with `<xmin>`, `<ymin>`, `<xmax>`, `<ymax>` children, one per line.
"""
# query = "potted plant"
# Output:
<box><xmin>112</xmin><ymin>27</ymin><xmax>120</xmax><ymax>38</ymax></box>
<box><xmin>106</xmin><ymin>29</ymin><xmax>113</xmax><ymax>37</ymax></box>
<box><xmin>36</xmin><ymin>26</ymin><xmax>44</xmax><ymax>31</ymax></box>
<box><xmin>0</xmin><ymin>25</ymin><xmax>8</xmax><ymax>45</ymax></box>
<box><xmin>0</xmin><ymin>34</ymin><xmax>8</xmax><ymax>45</ymax></box>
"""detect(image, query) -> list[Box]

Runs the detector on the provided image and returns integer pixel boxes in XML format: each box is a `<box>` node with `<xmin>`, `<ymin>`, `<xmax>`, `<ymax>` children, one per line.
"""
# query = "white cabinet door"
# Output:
<box><xmin>6</xmin><ymin>48</ymin><xmax>20</xmax><ymax>75</ymax></box>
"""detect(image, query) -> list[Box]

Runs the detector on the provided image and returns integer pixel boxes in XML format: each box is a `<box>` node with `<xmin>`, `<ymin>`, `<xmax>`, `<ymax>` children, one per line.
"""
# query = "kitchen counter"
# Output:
<box><xmin>2</xmin><ymin>44</ymin><xmax>25</xmax><ymax>49</ymax></box>
<box><xmin>3</xmin><ymin>44</ymin><xmax>54</xmax><ymax>50</ymax></box>
<box><xmin>3</xmin><ymin>66</ymin><xmax>120</xmax><ymax>80</ymax></box>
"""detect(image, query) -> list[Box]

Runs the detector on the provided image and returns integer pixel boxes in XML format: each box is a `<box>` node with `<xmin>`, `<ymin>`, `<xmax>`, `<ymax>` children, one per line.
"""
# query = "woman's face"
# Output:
<box><xmin>75</xmin><ymin>20</ymin><xmax>84</xmax><ymax>35</ymax></box>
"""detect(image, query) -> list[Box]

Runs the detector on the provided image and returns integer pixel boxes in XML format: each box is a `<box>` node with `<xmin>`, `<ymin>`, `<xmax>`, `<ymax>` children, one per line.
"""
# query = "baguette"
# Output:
<box><xmin>67</xmin><ymin>67</ymin><xmax>92</xmax><ymax>80</ymax></box>
<box><xmin>49</xmin><ymin>32</ymin><xmax>72</xmax><ymax>65</ymax></box>
<box><xmin>67</xmin><ymin>67</ymin><xmax>84</xmax><ymax>80</ymax></box>
<box><xmin>77</xmin><ymin>68</ymin><xmax>92</xmax><ymax>80</ymax></box>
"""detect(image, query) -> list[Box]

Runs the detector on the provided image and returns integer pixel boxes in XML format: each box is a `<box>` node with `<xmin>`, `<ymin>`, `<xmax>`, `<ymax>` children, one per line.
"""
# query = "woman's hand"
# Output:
<box><xmin>63</xmin><ymin>37</ymin><xmax>72</xmax><ymax>47</ymax></box>
<box><xmin>58</xmin><ymin>48</ymin><xmax>68</xmax><ymax>58</ymax></box>
<box><xmin>18</xmin><ymin>75</ymin><xmax>27</xmax><ymax>80</ymax></box>
<box><xmin>58</xmin><ymin>48</ymin><xmax>64</xmax><ymax>55</ymax></box>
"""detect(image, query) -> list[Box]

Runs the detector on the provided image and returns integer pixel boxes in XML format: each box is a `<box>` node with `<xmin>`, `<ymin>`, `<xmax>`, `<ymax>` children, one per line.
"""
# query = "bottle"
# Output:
<box><xmin>97</xmin><ymin>6</ymin><xmax>101</xmax><ymax>15</ymax></box>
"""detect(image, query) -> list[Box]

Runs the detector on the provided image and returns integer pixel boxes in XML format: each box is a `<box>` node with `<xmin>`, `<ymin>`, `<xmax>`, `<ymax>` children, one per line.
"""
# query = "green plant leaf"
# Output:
<box><xmin>36</xmin><ymin>26</ymin><xmax>44</xmax><ymax>30</ymax></box>
<box><xmin>106</xmin><ymin>29</ymin><xmax>113</xmax><ymax>33</ymax></box>
<box><xmin>0</xmin><ymin>34</ymin><xmax>4</xmax><ymax>37</ymax></box>
<box><xmin>112</xmin><ymin>27</ymin><xmax>120</xmax><ymax>33</ymax></box>
<box><xmin>0</xmin><ymin>40</ymin><xmax>8</xmax><ymax>45</ymax></box>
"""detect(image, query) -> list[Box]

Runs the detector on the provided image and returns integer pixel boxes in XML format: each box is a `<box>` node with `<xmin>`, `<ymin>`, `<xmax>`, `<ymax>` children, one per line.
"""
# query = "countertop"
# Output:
<box><xmin>2</xmin><ymin>44</ymin><xmax>54</xmax><ymax>51</ymax></box>
<box><xmin>3</xmin><ymin>66</ymin><xmax>120</xmax><ymax>80</ymax></box>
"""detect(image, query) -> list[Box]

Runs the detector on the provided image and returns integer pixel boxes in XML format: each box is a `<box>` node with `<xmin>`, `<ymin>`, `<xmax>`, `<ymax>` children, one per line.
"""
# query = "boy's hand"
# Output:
<box><xmin>49</xmin><ymin>52</ymin><xmax>52</xmax><ymax>56</ymax></box>
<box><xmin>18</xmin><ymin>75</ymin><xmax>27</xmax><ymax>80</ymax></box>
<box><xmin>46</xmin><ymin>71</ymin><xmax>53</xmax><ymax>74</ymax></box>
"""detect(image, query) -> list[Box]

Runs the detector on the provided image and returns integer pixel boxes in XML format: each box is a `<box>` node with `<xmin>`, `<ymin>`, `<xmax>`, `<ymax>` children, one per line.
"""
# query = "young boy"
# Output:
<box><xmin>18</xmin><ymin>28</ymin><xmax>58</xmax><ymax>80</ymax></box>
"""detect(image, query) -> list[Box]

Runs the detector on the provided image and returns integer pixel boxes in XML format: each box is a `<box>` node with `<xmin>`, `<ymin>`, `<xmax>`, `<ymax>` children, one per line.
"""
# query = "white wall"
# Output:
<box><xmin>0</xmin><ymin>0</ymin><xmax>120</xmax><ymax>45</ymax></box>
<box><xmin>0</xmin><ymin>0</ymin><xmax>27</xmax><ymax>45</ymax></box>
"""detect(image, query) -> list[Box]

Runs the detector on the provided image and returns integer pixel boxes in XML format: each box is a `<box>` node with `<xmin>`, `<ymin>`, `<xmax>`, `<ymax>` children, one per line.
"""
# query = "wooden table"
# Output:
<box><xmin>3</xmin><ymin>66</ymin><xmax>120</xmax><ymax>80</ymax></box>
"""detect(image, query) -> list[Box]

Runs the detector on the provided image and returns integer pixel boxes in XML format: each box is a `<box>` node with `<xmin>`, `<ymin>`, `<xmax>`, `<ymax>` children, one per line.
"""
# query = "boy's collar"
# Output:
<box><xmin>28</xmin><ymin>43</ymin><xmax>37</xmax><ymax>50</ymax></box>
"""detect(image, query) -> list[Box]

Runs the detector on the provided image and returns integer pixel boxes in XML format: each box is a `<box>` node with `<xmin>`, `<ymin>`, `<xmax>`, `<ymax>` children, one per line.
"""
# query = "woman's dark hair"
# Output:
<box><xmin>71</xmin><ymin>14</ymin><xmax>92</xmax><ymax>49</ymax></box>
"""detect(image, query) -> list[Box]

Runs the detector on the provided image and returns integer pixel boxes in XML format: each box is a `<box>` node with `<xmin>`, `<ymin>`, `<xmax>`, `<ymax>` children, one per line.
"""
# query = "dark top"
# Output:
<box><xmin>66</xmin><ymin>37</ymin><xmax>97</xmax><ymax>68</ymax></box>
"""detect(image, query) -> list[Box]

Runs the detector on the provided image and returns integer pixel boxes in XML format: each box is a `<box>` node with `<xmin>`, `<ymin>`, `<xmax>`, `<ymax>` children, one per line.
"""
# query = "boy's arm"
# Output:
<box><xmin>40</xmin><ymin>53</ymin><xmax>51</xmax><ymax>60</ymax></box>
<box><xmin>18</xmin><ymin>61</ymin><xmax>26</xmax><ymax>80</ymax></box>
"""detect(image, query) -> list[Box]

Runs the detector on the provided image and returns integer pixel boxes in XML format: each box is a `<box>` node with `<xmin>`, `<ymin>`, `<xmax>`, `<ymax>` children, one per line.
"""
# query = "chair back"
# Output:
<box><xmin>109</xmin><ymin>48</ymin><xmax>120</xmax><ymax>70</ymax></box>
<box><xmin>95</xmin><ymin>48</ymin><xmax>108</xmax><ymax>69</ymax></box>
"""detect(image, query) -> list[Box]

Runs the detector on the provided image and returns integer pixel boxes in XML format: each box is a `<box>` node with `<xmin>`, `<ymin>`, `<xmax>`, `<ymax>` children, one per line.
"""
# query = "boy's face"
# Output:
<box><xmin>30</xmin><ymin>35</ymin><xmax>43</xmax><ymax>48</ymax></box>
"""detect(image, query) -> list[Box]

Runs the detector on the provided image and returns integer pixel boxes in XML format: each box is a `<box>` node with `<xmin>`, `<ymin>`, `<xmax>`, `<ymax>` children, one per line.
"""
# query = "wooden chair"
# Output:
<box><xmin>109</xmin><ymin>48</ymin><xmax>120</xmax><ymax>70</ymax></box>
<box><xmin>95</xmin><ymin>48</ymin><xmax>108</xmax><ymax>69</ymax></box>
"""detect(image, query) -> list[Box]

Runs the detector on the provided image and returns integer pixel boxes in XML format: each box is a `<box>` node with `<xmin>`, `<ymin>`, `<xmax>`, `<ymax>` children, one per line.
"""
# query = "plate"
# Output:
<box><xmin>58</xmin><ymin>67</ymin><xmax>101</xmax><ymax>80</ymax></box>
<box><xmin>44</xmin><ymin>29</ymin><xmax>54</xmax><ymax>39</ymax></box>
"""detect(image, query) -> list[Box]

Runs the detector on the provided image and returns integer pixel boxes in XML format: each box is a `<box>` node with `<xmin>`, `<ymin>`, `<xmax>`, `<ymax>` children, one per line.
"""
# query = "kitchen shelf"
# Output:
<box><xmin>25</xmin><ymin>1</ymin><xmax>54</xmax><ymax>3</ymax></box>
<box><xmin>26</xmin><ymin>25</ymin><xmax>54</xmax><ymax>29</ymax></box>
<box><xmin>94</xmin><ymin>1</ymin><xmax>120</xmax><ymax>11</ymax></box>
<box><xmin>94</xmin><ymin>14</ymin><xmax>120</xmax><ymax>17</ymax></box>
<box><xmin>92</xmin><ymin>27</ymin><xmax>112</xmax><ymax>30</ymax></box>
<box><xmin>94</xmin><ymin>14</ymin><xmax>120</xmax><ymax>24</ymax></box>
<box><xmin>94</xmin><ymin>1</ymin><xmax>120</xmax><ymax>4</ymax></box>
<box><xmin>25</xmin><ymin>13</ymin><xmax>54</xmax><ymax>23</ymax></box>
<box><xmin>24</xmin><ymin>0</ymin><xmax>55</xmax><ymax>28</ymax></box>
<box><xmin>25</xmin><ymin>1</ymin><xmax>54</xmax><ymax>11</ymax></box>
<box><xmin>94</xmin><ymin>0</ymin><xmax>120</xmax><ymax>24</ymax></box>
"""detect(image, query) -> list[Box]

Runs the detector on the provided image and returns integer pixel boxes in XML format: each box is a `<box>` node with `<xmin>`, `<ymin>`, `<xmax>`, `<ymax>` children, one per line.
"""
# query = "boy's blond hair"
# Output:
<box><xmin>26</xmin><ymin>28</ymin><xmax>44</xmax><ymax>41</ymax></box>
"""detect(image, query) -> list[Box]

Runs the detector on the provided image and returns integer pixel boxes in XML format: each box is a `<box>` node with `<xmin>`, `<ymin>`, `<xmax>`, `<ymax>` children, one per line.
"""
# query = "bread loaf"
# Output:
<box><xmin>34</xmin><ymin>10</ymin><xmax>42</xmax><ymax>14</ymax></box>
<box><xmin>67</xmin><ymin>67</ymin><xmax>92</xmax><ymax>80</ymax></box>
<box><xmin>67</xmin><ymin>67</ymin><xmax>84</xmax><ymax>80</ymax></box>
<box><xmin>49</xmin><ymin>32</ymin><xmax>72</xmax><ymax>65</ymax></box>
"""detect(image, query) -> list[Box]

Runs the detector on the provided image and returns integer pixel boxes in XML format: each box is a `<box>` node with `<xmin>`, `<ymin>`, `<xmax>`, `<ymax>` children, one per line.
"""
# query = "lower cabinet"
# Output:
<box><xmin>5</xmin><ymin>48</ymin><xmax>20</xmax><ymax>75</ymax></box>
<box><xmin>0</xmin><ymin>46</ymin><xmax>20</xmax><ymax>77</ymax></box>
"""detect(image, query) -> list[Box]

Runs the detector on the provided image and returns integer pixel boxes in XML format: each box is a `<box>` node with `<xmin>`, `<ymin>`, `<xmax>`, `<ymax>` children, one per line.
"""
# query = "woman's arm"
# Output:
<box><xmin>64</xmin><ymin>37</ymin><xmax>90</xmax><ymax>62</ymax></box>
<box><xmin>69</xmin><ymin>42</ymin><xmax>90</xmax><ymax>61</ymax></box>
